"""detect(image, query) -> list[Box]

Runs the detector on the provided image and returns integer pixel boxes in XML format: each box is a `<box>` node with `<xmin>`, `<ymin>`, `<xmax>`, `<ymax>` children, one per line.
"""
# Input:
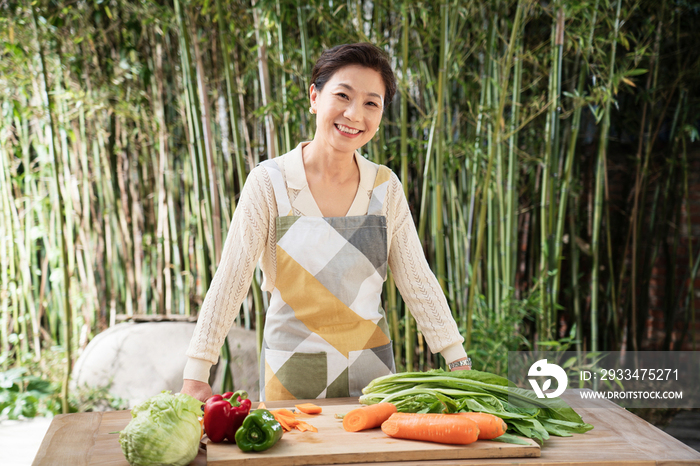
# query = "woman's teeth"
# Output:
<box><xmin>336</xmin><ymin>124</ymin><xmax>361</xmax><ymax>134</ymax></box>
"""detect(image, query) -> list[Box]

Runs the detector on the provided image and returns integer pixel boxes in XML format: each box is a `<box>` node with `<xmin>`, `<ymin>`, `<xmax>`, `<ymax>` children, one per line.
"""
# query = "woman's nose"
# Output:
<box><xmin>343</xmin><ymin>100</ymin><xmax>363</xmax><ymax>121</ymax></box>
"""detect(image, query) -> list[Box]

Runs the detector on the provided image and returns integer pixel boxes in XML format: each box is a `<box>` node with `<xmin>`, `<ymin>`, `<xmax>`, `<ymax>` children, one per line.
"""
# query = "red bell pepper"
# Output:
<box><xmin>203</xmin><ymin>390</ymin><xmax>252</xmax><ymax>443</ymax></box>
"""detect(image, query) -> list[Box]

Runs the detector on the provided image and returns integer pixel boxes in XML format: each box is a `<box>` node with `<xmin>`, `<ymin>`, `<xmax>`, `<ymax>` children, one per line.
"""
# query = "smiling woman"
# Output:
<box><xmin>180</xmin><ymin>43</ymin><xmax>471</xmax><ymax>403</ymax></box>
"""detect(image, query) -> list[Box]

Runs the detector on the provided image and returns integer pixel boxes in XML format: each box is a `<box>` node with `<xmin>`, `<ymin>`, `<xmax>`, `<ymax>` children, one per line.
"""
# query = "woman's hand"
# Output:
<box><xmin>180</xmin><ymin>379</ymin><xmax>213</xmax><ymax>403</ymax></box>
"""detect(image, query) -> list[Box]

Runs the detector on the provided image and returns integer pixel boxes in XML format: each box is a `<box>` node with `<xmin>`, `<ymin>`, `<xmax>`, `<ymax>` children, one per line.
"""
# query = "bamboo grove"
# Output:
<box><xmin>1</xmin><ymin>0</ymin><xmax>699</xmax><ymax>408</ymax></box>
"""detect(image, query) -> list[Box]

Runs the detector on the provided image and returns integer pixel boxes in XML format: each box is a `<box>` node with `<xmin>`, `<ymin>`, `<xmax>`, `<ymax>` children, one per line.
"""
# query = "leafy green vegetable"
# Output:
<box><xmin>360</xmin><ymin>369</ymin><xmax>593</xmax><ymax>445</ymax></box>
<box><xmin>119</xmin><ymin>391</ymin><xmax>203</xmax><ymax>466</ymax></box>
<box><xmin>490</xmin><ymin>433</ymin><xmax>533</xmax><ymax>445</ymax></box>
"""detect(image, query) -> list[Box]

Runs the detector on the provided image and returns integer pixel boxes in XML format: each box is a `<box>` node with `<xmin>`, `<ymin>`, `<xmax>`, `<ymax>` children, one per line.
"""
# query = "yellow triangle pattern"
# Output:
<box><xmin>275</xmin><ymin>245</ymin><xmax>389</xmax><ymax>357</ymax></box>
<box><xmin>373</xmin><ymin>166</ymin><xmax>392</xmax><ymax>189</ymax></box>
<box><xmin>363</xmin><ymin>324</ymin><xmax>391</xmax><ymax>350</ymax></box>
<box><xmin>264</xmin><ymin>359</ymin><xmax>297</xmax><ymax>400</ymax></box>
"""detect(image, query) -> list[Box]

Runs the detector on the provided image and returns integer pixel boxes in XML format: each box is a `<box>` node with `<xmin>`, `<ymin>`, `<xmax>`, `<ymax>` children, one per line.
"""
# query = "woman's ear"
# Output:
<box><xmin>309</xmin><ymin>83</ymin><xmax>318</xmax><ymax>112</ymax></box>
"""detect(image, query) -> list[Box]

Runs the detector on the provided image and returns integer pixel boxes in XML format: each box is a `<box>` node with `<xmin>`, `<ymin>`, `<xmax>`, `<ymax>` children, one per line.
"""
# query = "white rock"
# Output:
<box><xmin>71</xmin><ymin>322</ymin><xmax>259</xmax><ymax>407</ymax></box>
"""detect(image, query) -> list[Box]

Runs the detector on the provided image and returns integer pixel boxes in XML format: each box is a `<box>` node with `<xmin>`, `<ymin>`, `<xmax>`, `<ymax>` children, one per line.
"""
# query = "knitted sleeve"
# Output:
<box><xmin>184</xmin><ymin>166</ymin><xmax>275</xmax><ymax>382</ymax></box>
<box><xmin>385</xmin><ymin>172</ymin><xmax>466</xmax><ymax>362</ymax></box>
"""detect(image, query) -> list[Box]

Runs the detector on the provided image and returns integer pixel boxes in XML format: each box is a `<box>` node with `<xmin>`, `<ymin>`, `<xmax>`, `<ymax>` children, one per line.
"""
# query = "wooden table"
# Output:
<box><xmin>32</xmin><ymin>390</ymin><xmax>700</xmax><ymax>466</ymax></box>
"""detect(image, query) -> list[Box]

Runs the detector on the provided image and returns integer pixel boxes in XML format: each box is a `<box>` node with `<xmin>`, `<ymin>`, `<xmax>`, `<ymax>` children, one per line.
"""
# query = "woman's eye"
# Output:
<box><xmin>337</xmin><ymin>93</ymin><xmax>349</xmax><ymax>99</ymax></box>
<box><xmin>367</xmin><ymin>101</ymin><xmax>379</xmax><ymax>107</ymax></box>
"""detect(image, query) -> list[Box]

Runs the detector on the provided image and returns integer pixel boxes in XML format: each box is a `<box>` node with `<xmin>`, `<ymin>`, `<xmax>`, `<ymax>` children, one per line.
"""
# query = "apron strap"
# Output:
<box><xmin>260</xmin><ymin>159</ymin><xmax>293</xmax><ymax>217</ymax></box>
<box><xmin>368</xmin><ymin>165</ymin><xmax>392</xmax><ymax>216</ymax></box>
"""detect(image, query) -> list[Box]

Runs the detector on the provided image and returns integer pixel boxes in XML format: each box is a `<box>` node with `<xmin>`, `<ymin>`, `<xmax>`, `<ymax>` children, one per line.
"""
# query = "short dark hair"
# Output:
<box><xmin>310</xmin><ymin>43</ymin><xmax>397</xmax><ymax>110</ymax></box>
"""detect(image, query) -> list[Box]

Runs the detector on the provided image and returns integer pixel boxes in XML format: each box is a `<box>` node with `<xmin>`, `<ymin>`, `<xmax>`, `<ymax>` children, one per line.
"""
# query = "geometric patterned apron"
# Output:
<box><xmin>258</xmin><ymin>158</ymin><xmax>396</xmax><ymax>401</ymax></box>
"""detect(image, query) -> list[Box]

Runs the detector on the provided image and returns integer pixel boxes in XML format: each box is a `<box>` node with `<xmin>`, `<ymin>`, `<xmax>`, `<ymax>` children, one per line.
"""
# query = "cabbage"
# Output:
<box><xmin>119</xmin><ymin>391</ymin><xmax>203</xmax><ymax>466</ymax></box>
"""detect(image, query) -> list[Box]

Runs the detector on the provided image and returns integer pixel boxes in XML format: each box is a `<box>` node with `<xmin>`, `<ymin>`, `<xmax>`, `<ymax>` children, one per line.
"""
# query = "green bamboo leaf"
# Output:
<box><xmin>683</xmin><ymin>124</ymin><xmax>699</xmax><ymax>142</ymax></box>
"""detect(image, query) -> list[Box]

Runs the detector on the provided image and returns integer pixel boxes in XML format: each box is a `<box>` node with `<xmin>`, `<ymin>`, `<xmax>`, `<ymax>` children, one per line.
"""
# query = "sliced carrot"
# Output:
<box><xmin>381</xmin><ymin>413</ymin><xmax>480</xmax><ymax>445</ymax></box>
<box><xmin>274</xmin><ymin>408</ymin><xmax>297</xmax><ymax>418</ymax></box>
<box><xmin>270</xmin><ymin>410</ymin><xmax>299</xmax><ymax>427</ymax></box>
<box><xmin>268</xmin><ymin>408</ymin><xmax>319</xmax><ymax>433</ymax></box>
<box><xmin>281</xmin><ymin>416</ymin><xmax>300</xmax><ymax>428</ymax></box>
<box><xmin>257</xmin><ymin>402</ymin><xmax>267</xmax><ymax>410</ymax></box>
<box><xmin>297</xmin><ymin>420</ymin><xmax>318</xmax><ymax>432</ymax></box>
<box><xmin>295</xmin><ymin>403</ymin><xmax>322</xmax><ymax>414</ymax></box>
<box><xmin>275</xmin><ymin>416</ymin><xmax>292</xmax><ymax>432</ymax></box>
<box><xmin>266</xmin><ymin>407</ymin><xmax>318</xmax><ymax>433</ymax></box>
<box><xmin>455</xmin><ymin>412</ymin><xmax>507</xmax><ymax>440</ymax></box>
<box><xmin>343</xmin><ymin>402</ymin><xmax>397</xmax><ymax>432</ymax></box>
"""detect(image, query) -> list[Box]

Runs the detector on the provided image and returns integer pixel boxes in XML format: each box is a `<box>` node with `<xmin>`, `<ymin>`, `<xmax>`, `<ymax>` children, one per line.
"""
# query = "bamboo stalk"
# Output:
<box><xmin>570</xmin><ymin>194</ymin><xmax>583</xmax><ymax>354</ymax></box>
<box><xmin>0</xmin><ymin>131</ymin><xmax>14</xmax><ymax>368</ymax></box>
<box><xmin>76</xmin><ymin>106</ymin><xmax>99</xmax><ymax>330</ymax></box>
<box><xmin>215</xmin><ymin>0</ymin><xmax>246</xmax><ymax>192</ymax></box>
<box><xmin>395</xmin><ymin>0</ymin><xmax>411</xmax><ymax>370</ymax></box>
<box><xmin>433</xmin><ymin>0</ymin><xmax>448</xmax><ymax>293</ymax></box>
<box><xmin>277</xmin><ymin>0</ymin><xmax>291</xmax><ymax>155</ymax></box>
<box><xmin>681</xmin><ymin>133</ymin><xmax>696</xmax><ymax>350</ymax></box>
<box><xmin>503</xmin><ymin>33</ymin><xmax>523</xmax><ymax>305</ymax></box>
<box><xmin>630</xmin><ymin>3</ymin><xmax>667</xmax><ymax>351</ymax></box>
<box><xmin>296</xmin><ymin>3</ymin><xmax>312</xmax><ymax>140</ymax></box>
<box><xmin>552</xmin><ymin>0</ymin><xmax>599</xmax><ymax>303</ymax></box>
<box><xmin>591</xmin><ymin>0</ymin><xmax>622</xmax><ymax>354</ymax></box>
<box><xmin>538</xmin><ymin>2</ymin><xmax>564</xmax><ymax>341</ymax></box>
<box><xmin>252</xmin><ymin>0</ymin><xmax>278</xmax><ymax>160</ymax></box>
<box><xmin>464</xmin><ymin>14</ymin><xmax>491</xmax><ymax>331</ymax></box>
<box><xmin>114</xmin><ymin>119</ymin><xmax>136</xmax><ymax>317</ymax></box>
<box><xmin>418</xmin><ymin>115</ymin><xmax>437</xmax><ymax>240</ymax></box>
<box><xmin>12</xmin><ymin>108</ymin><xmax>42</xmax><ymax>359</ymax></box>
<box><xmin>400</xmin><ymin>2</ymin><xmax>409</xmax><ymax>199</ymax></box>
<box><xmin>487</xmin><ymin>186</ymin><xmax>496</xmax><ymax>315</ymax></box>
<box><xmin>31</xmin><ymin>4</ymin><xmax>72</xmax><ymax>414</ymax></box>
<box><xmin>154</xmin><ymin>38</ymin><xmax>173</xmax><ymax>315</ymax></box>
<box><xmin>15</xmin><ymin>127</ymin><xmax>40</xmax><ymax>359</ymax></box>
<box><xmin>192</xmin><ymin>19</ymin><xmax>223</xmax><ymax>267</ymax></box>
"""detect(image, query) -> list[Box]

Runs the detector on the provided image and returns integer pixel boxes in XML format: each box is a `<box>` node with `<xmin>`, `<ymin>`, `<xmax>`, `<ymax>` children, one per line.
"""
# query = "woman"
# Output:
<box><xmin>181</xmin><ymin>43</ymin><xmax>470</xmax><ymax>403</ymax></box>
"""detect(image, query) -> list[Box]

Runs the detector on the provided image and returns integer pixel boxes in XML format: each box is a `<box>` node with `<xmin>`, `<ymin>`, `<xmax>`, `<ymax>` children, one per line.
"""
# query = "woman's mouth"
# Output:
<box><xmin>335</xmin><ymin>123</ymin><xmax>363</xmax><ymax>138</ymax></box>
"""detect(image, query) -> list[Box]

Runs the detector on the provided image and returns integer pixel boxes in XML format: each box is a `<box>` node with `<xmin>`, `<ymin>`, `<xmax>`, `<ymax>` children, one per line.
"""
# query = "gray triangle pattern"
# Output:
<box><xmin>313</xmin><ymin>242</ymin><xmax>378</xmax><ymax>308</ymax></box>
<box><xmin>324</xmin><ymin>216</ymin><xmax>387</xmax><ymax>275</ymax></box>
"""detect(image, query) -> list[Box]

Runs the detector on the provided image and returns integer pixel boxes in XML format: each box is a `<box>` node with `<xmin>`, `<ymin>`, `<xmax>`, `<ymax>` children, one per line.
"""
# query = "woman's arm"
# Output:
<box><xmin>385</xmin><ymin>173</ymin><xmax>469</xmax><ymax>369</ymax></box>
<box><xmin>181</xmin><ymin>167</ymin><xmax>275</xmax><ymax>400</ymax></box>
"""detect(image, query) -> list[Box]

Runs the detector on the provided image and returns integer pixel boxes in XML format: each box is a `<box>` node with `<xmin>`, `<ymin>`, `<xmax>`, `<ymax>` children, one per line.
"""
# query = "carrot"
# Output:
<box><xmin>296</xmin><ymin>420</ymin><xmax>318</xmax><ymax>432</ymax></box>
<box><xmin>455</xmin><ymin>412</ymin><xmax>507</xmax><ymax>440</ymax></box>
<box><xmin>343</xmin><ymin>402</ymin><xmax>398</xmax><ymax>432</ymax></box>
<box><xmin>257</xmin><ymin>402</ymin><xmax>267</xmax><ymax>410</ymax></box>
<box><xmin>295</xmin><ymin>403</ymin><xmax>322</xmax><ymax>414</ymax></box>
<box><xmin>381</xmin><ymin>413</ymin><xmax>480</xmax><ymax>445</ymax></box>
<box><xmin>270</xmin><ymin>410</ymin><xmax>300</xmax><ymax>427</ymax></box>
<box><xmin>272</xmin><ymin>408</ymin><xmax>297</xmax><ymax>418</ymax></box>
<box><xmin>275</xmin><ymin>415</ymin><xmax>293</xmax><ymax>432</ymax></box>
<box><xmin>269</xmin><ymin>408</ymin><xmax>318</xmax><ymax>433</ymax></box>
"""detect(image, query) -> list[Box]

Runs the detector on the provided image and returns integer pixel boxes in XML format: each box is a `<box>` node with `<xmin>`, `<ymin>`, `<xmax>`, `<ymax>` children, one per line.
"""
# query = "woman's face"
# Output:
<box><xmin>310</xmin><ymin>64</ymin><xmax>385</xmax><ymax>155</ymax></box>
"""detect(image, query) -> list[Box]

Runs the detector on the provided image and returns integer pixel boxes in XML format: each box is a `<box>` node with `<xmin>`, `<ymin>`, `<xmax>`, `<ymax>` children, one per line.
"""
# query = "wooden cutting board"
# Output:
<box><xmin>206</xmin><ymin>403</ymin><xmax>540</xmax><ymax>466</ymax></box>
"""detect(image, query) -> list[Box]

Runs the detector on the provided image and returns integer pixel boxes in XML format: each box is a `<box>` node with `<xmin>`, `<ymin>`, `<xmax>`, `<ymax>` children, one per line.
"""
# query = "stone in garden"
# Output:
<box><xmin>71</xmin><ymin>321</ymin><xmax>259</xmax><ymax>408</ymax></box>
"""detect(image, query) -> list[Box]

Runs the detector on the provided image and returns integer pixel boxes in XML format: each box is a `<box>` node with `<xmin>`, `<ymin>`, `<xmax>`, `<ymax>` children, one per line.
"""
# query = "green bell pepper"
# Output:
<box><xmin>234</xmin><ymin>409</ymin><xmax>283</xmax><ymax>452</ymax></box>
